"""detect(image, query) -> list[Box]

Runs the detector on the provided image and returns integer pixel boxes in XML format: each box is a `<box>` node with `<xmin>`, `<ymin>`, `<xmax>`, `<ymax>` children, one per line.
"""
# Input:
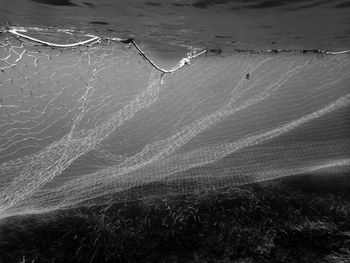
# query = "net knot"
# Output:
<box><xmin>180</xmin><ymin>58</ymin><xmax>191</xmax><ymax>67</ymax></box>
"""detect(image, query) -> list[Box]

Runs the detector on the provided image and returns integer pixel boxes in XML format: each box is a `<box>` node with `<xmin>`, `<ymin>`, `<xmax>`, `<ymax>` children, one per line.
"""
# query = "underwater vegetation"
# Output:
<box><xmin>0</xmin><ymin>175</ymin><xmax>349</xmax><ymax>263</ymax></box>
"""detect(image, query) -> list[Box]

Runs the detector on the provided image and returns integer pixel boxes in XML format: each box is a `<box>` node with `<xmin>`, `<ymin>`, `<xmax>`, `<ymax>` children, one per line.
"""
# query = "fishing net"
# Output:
<box><xmin>0</xmin><ymin>27</ymin><xmax>349</xmax><ymax>219</ymax></box>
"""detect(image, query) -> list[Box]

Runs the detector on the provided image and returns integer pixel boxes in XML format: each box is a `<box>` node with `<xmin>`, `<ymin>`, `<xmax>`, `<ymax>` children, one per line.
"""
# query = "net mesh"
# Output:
<box><xmin>0</xmin><ymin>27</ymin><xmax>349</xmax><ymax>219</ymax></box>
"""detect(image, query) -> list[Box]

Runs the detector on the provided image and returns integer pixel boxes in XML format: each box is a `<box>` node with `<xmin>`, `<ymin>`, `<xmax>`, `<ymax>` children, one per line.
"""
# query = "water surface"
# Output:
<box><xmin>1</xmin><ymin>0</ymin><xmax>350</xmax><ymax>54</ymax></box>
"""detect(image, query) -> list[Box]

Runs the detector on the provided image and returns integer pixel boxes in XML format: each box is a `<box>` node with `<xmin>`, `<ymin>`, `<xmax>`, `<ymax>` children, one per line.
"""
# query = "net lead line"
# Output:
<box><xmin>7</xmin><ymin>27</ymin><xmax>207</xmax><ymax>75</ymax></box>
<box><xmin>127</xmin><ymin>38</ymin><xmax>207</xmax><ymax>74</ymax></box>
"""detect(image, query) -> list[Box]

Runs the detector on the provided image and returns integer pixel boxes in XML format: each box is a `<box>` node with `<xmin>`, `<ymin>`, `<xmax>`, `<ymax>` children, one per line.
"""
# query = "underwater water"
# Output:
<box><xmin>0</xmin><ymin>0</ymin><xmax>349</xmax><ymax>219</ymax></box>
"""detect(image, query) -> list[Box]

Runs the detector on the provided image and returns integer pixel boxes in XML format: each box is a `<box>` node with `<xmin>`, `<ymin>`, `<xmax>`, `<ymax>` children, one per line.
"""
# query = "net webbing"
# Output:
<box><xmin>0</xmin><ymin>27</ymin><xmax>349</xmax><ymax>218</ymax></box>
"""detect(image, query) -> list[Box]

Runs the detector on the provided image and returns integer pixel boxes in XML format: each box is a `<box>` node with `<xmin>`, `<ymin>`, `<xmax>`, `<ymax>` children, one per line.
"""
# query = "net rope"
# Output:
<box><xmin>0</xmin><ymin>27</ymin><xmax>349</xmax><ymax>219</ymax></box>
